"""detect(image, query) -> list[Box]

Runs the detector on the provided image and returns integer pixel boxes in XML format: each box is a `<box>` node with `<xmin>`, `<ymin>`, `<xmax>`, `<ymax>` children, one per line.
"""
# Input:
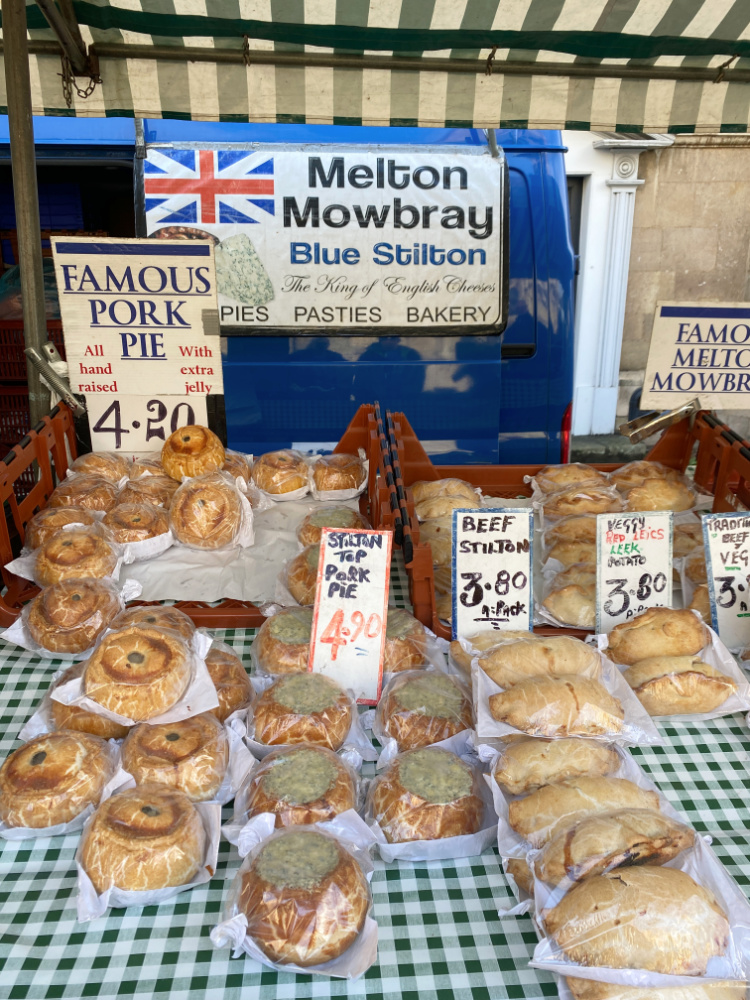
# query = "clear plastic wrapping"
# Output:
<box><xmin>383</xmin><ymin>609</ymin><xmax>429</xmax><ymax>673</ymax></box>
<box><xmin>48</xmin><ymin>473</ymin><xmax>120</xmax><ymax>513</ymax></box>
<box><xmin>448</xmin><ymin>629</ymin><xmax>532</xmax><ymax>675</ymax></box>
<box><xmin>284</xmin><ymin>544</ymin><xmax>320</xmax><ymax>605</ymax></box>
<box><xmin>418</xmin><ymin>515</ymin><xmax>452</xmax><ymax>566</ymax></box>
<box><xmin>559</xmin><ymin>976</ymin><xmax>747</xmax><ymax>999</ymax></box>
<box><xmin>310</xmin><ymin>452</ymin><xmax>366</xmax><ymax>499</ymax></box>
<box><xmin>605</xmin><ymin>607</ymin><xmax>710</xmax><ymax>665</ymax></box>
<box><xmin>673</xmin><ymin>516</ymin><xmax>704</xmax><ymax>559</ymax></box>
<box><xmin>491</xmin><ymin>736</ymin><xmax>621</xmax><ymax>797</ymax></box>
<box><xmin>252</xmin><ymin>449</ymin><xmax>309</xmax><ymax>500</ymax></box>
<box><xmin>410</xmin><ymin>477</ymin><xmax>480</xmax><ymax>521</ymax></box>
<box><xmin>248</xmin><ymin>673</ymin><xmax>354</xmax><ymax>752</ymax></box>
<box><xmin>540</xmin><ymin>485</ymin><xmax>624</xmax><ymax>522</ymax></box>
<box><xmin>129</xmin><ymin>454</ymin><xmax>164</xmax><ymax>478</ymax></box>
<box><xmin>252</xmin><ymin>606</ymin><xmax>313</xmax><ymax>675</ymax></box>
<box><xmin>223</xmin><ymin>449</ymin><xmax>252</xmax><ymax>483</ymax></box>
<box><xmin>22</xmin><ymin>662</ymin><xmax>130</xmax><ymax>740</ymax></box>
<box><xmin>609</xmin><ymin>460</ymin><xmax>685</xmax><ymax>493</ymax></box>
<box><xmin>205</xmin><ymin>641</ymin><xmax>253</xmax><ymax>722</ymax></box>
<box><xmin>296</xmin><ymin>506</ymin><xmax>370</xmax><ymax>547</ymax></box>
<box><xmin>161</xmin><ymin>424</ymin><xmax>226</xmax><ymax>481</ymax></box>
<box><xmin>20</xmin><ymin>577</ymin><xmax>126</xmax><ymax>655</ymax></box>
<box><xmin>103</xmin><ymin>502</ymin><xmax>170</xmax><ymax>543</ymax></box>
<box><xmin>473</xmin><ymin>634</ymin><xmax>603</xmax><ymax>688</ymax></box>
<box><xmin>24</xmin><ymin>506</ymin><xmax>98</xmax><ymax>549</ymax></box>
<box><xmin>623</xmin><ymin>477</ymin><xmax>697</xmax><ymax>513</ymax></box>
<box><xmin>373</xmin><ymin>670</ymin><xmax>474</xmax><ymax>753</ymax></box>
<box><xmin>211</xmin><ymin>819</ymin><xmax>377</xmax><ymax>978</ymax></box>
<box><xmin>529</xmin><ymin>464</ymin><xmax>609</xmax><ymax>496</ymax></box>
<box><xmin>68</xmin><ymin>451</ymin><xmax>131</xmax><ymax>482</ymax></box>
<box><xmin>539</xmin><ymin>559</ymin><xmax>596</xmax><ymax>629</ymax></box>
<box><xmin>118</xmin><ymin>474</ymin><xmax>179</xmax><ymax>508</ymax></box>
<box><xmin>688</xmin><ymin>583</ymin><xmax>711</xmax><ymax>622</ymax></box>
<box><xmin>13</xmin><ymin>524</ymin><xmax>123</xmax><ymax>587</ymax></box>
<box><xmin>169</xmin><ymin>471</ymin><xmax>254</xmax><ymax>550</ymax></box>
<box><xmin>110</xmin><ymin>604</ymin><xmax>197</xmax><ymax>642</ymax></box>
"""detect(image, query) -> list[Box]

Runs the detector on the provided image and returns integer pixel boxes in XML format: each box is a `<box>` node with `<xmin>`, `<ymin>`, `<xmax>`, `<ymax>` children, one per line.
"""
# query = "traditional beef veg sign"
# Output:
<box><xmin>144</xmin><ymin>146</ymin><xmax>506</xmax><ymax>333</ymax></box>
<box><xmin>703</xmin><ymin>513</ymin><xmax>750</xmax><ymax>650</ymax></box>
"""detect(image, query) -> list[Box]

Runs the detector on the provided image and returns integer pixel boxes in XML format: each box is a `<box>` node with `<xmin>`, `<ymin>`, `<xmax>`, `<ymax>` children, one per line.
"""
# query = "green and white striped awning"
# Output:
<box><xmin>3</xmin><ymin>0</ymin><xmax>750</xmax><ymax>133</ymax></box>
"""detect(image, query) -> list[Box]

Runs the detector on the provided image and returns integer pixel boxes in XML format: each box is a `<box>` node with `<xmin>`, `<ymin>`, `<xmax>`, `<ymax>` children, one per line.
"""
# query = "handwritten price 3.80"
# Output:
<box><xmin>319</xmin><ymin>609</ymin><xmax>383</xmax><ymax>661</ymax></box>
<box><xmin>460</xmin><ymin>569</ymin><xmax>528</xmax><ymax>608</ymax></box>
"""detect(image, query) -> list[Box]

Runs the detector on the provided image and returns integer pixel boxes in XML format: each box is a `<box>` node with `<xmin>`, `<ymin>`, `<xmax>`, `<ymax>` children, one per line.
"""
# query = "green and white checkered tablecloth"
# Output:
<box><xmin>1</xmin><ymin>557</ymin><xmax>749</xmax><ymax>1000</ymax></box>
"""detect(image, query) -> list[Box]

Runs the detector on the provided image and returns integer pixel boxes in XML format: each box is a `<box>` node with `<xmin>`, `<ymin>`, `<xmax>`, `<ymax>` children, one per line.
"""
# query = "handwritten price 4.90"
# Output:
<box><xmin>319</xmin><ymin>609</ymin><xmax>383</xmax><ymax>661</ymax></box>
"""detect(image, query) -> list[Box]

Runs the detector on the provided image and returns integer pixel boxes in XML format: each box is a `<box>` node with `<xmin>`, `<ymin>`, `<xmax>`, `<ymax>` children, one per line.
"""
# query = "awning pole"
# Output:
<box><xmin>3</xmin><ymin>0</ymin><xmax>48</xmax><ymax>427</ymax></box>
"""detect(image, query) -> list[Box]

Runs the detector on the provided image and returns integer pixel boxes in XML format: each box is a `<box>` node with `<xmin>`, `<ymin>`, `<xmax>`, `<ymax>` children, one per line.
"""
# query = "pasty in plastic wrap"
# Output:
<box><xmin>543</xmin><ymin>485</ymin><xmax>623</xmax><ymax>519</ymax></box>
<box><xmin>689</xmin><ymin>583</ymin><xmax>711</xmax><ymax>623</ymax></box>
<box><xmin>544</xmin><ymin>867</ymin><xmax>729</xmax><ymax>975</ymax></box>
<box><xmin>546</xmin><ymin>515</ymin><xmax>597</xmax><ymax>545</ymax></box>
<box><xmin>674</xmin><ymin>519</ymin><xmax>704</xmax><ymax>558</ymax></box>
<box><xmin>506</xmin><ymin>857</ymin><xmax>534</xmax><ymax>895</ymax></box>
<box><xmin>547</xmin><ymin>539</ymin><xmax>597</xmax><ymax>568</ymax></box>
<box><xmin>624</xmin><ymin>477</ymin><xmax>695</xmax><ymax>513</ymax></box>
<box><xmin>542</xmin><ymin>584</ymin><xmax>596</xmax><ymax>629</ymax></box>
<box><xmin>161</xmin><ymin>424</ymin><xmax>225</xmax><ymax>481</ymax></box>
<box><xmin>489</xmin><ymin>676</ymin><xmax>624</xmax><ymax>737</ymax></box>
<box><xmin>411</xmin><ymin>478</ymin><xmax>477</xmax><ymax>506</ymax></box>
<box><xmin>493</xmin><ymin>737</ymin><xmax>619</xmax><ymax>796</ymax></box>
<box><xmin>686</xmin><ymin>549</ymin><xmax>707</xmax><ymax>584</ymax></box>
<box><xmin>566</xmin><ymin>976</ymin><xmax>745</xmax><ymax>999</ymax></box>
<box><xmin>609</xmin><ymin>460</ymin><xmax>683</xmax><ymax>492</ymax></box>
<box><xmin>478</xmin><ymin>635</ymin><xmax>601</xmax><ymax>688</ymax></box>
<box><xmin>623</xmin><ymin>655</ymin><xmax>735</xmax><ymax>715</ymax></box>
<box><xmin>418</xmin><ymin>515</ymin><xmax>452</xmax><ymax>566</ymax></box>
<box><xmin>534</xmin><ymin>463</ymin><xmax>609</xmax><ymax>494</ymax></box>
<box><xmin>607</xmin><ymin>607</ymin><xmax>708</xmax><ymax>665</ymax></box>
<box><xmin>449</xmin><ymin>629</ymin><xmax>531</xmax><ymax>675</ymax></box>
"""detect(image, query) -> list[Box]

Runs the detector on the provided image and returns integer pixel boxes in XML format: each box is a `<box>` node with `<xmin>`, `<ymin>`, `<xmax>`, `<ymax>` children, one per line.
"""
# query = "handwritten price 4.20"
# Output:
<box><xmin>319</xmin><ymin>609</ymin><xmax>383</xmax><ymax>661</ymax></box>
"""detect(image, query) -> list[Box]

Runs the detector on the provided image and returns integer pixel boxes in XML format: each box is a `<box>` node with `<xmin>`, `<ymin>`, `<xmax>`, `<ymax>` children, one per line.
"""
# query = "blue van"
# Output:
<box><xmin>0</xmin><ymin>119</ymin><xmax>575</xmax><ymax>465</ymax></box>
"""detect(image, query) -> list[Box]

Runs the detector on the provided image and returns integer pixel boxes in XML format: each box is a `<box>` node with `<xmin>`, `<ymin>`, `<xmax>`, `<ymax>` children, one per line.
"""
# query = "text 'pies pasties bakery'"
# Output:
<box><xmin>144</xmin><ymin>147</ymin><xmax>506</xmax><ymax>332</ymax></box>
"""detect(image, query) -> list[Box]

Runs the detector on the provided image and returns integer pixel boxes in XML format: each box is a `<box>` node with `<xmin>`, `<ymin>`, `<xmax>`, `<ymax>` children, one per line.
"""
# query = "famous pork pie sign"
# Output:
<box><xmin>143</xmin><ymin>144</ymin><xmax>507</xmax><ymax>334</ymax></box>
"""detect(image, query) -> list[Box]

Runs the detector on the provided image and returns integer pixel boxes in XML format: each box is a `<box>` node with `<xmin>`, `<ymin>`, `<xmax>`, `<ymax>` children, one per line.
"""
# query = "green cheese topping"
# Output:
<box><xmin>262</xmin><ymin>748</ymin><xmax>338</xmax><ymax>804</ymax></box>
<box><xmin>386</xmin><ymin>608</ymin><xmax>419</xmax><ymax>640</ymax></box>
<box><xmin>395</xmin><ymin>674</ymin><xmax>463</xmax><ymax>719</ymax></box>
<box><xmin>267</xmin><ymin>608</ymin><xmax>313</xmax><ymax>645</ymax></box>
<box><xmin>308</xmin><ymin>507</ymin><xmax>359</xmax><ymax>528</ymax></box>
<box><xmin>256</xmin><ymin>830</ymin><xmax>338</xmax><ymax>890</ymax></box>
<box><xmin>399</xmin><ymin>749</ymin><xmax>473</xmax><ymax>804</ymax></box>
<box><xmin>305</xmin><ymin>544</ymin><xmax>321</xmax><ymax>571</ymax></box>
<box><xmin>275</xmin><ymin>673</ymin><xmax>339</xmax><ymax>714</ymax></box>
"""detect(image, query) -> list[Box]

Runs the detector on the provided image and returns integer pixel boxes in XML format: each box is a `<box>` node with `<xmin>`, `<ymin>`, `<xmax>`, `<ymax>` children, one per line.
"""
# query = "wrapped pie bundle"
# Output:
<box><xmin>121</xmin><ymin>712</ymin><xmax>229</xmax><ymax>801</ymax></box>
<box><xmin>285</xmin><ymin>544</ymin><xmax>320</xmax><ymax>605</ymax></box>
<box><xmin>254</xmin><ymin>606</ymin><xmax>313</xmax><ymax>675</ymax></box>
<box><xmin>49</xmin><ymin>663</ymin><xmax>130</xmax><ymax>739</ymax></box>
<box><xmin>543</xmin><ymin>866</ymin><xmax>729</xmax><ymax>976</ymax></box>
<box><xmin>312</xmin><ymin>453</ymin><xmax>366</xmax><ymax>493</ymax></box>
<box><xmin>102</xmin><ymin>502</ymin><xmax>169</xmax><ymax>543</ymax></box>
<box><xmin>169</xmin><ymin>472</ymin><xmax>248</xmax><ymax>550</ymax></box>
<box><xmin>48</xmin><ymin>474</ymin><xmax>119</xmax><ymax>513</ymax></box>
<box><xmin>237</xmin><ymin>744</ymin><xmax>357</xmax><ymax>828</ymax></box>
<box><xmin>550</xmin><ymin>564</ymin><xmax>597</xmax><ymax>590</ymax></box>
<box><xmin>80</xmin><ymin>784</ymin><xmax>206</xmax><ymax>892</ymax></box>
<box><xmin>25</xmin><ymin>577</ymin><xmax>121</xmax><ymax>654</ymax></box>
<box><xmin>118</xmin><ymin>474</ymin><xmax>179</xmax><ymax>509</ymax></box>
<box><xmin>624</xmin><ymin>478</ymin><xmax>695</xmax><ymax>513</ymax></box>
<box><xmin>129</xmin><ymin>454</ymin><xmax>164</xmax><ymax>478</ymax></box>
<box><xmin>383</xmin><ymin>609</ymin><xmax>428</xmax><ymax>673</ymax></box>
<box><xmin>607</xmin><ymin>607</ymin><xmax>709</xmax><ymax>665</ymax></box>
<box><xmin>375</xmin><ymin>671</ymin><xmax>473</xmax><ymax>751</ymax></box>
<box><xmin>34</xmin><ymin>526</ymin><xmax>120</xmax><ymax>586</ymax></box>
<box><xmin>534</xmin><ymin>807</ymin><xmax>694</xmax><ymax>885</ymax></box>
<box><xmin>251</xmin><ymin>673</ymin><xmax>354</xmax><ymax>751</ymax></box>
<box><xmin>228</xmin><ymin>826</ymin><xmax>371</xmax><ymax>967</ymax></box>
<box><xmin>0</xmin><ymin>731</ymin><xmax>113</xmax><ymax>828</ymax></box>
<box><xmin>542</xmin><ymin>484</ymin><xmax>624</xmax><ymax>520</ymax></box>
<box><xmin>205</xmin><ymin>642</ymin><xmax>252</xmax><ymax>722</ymax></box>
<box><xmin>411</xmin><ymin>478</ymin><xmax>478</xmax><ymax>520</ymax></box>
<box><xmin>673</xmin><ymin>519</ymin><xmax>704</xmax><ymax>558</ymax></box>
<box><xmin>547</xmin><ymin>538</ymin><xmax>597</xmax><ymax>568</ymax></box>
<box><xmin>508</xmin><ymin>776</ymin><xmax>660</xmax><ymax>848</ymax></box>
<box><xmin>477</xmin><ymin>635</ymin><xmax>602</xmax><ymax>688</ymax></box>
<box><xmin>418</xmin><ymin>515</ymin><xmax>452</xmax><ymax>566</ymax></box>
<box><xmin>110</xmin><ymin>604</ymin><xmax>196</xmax><ymax>642</ymax></box>
<box><xmin>297</xmin><ymin>507</ymin><xmax>369</xmax><ymax>547</ymax></box>
<box><xmin>545</xmin><ymin>515</ymin><xmax>597</xmax><ymax>546</ymax></box>
<box><xmin>565</xmin><ymin>978</ymin><xmax>745</xmax><ymax>999</ymax></box>
<box><xmin>488</xmin><ymin>675</ymin><xmax>625</xmax><ymax>738</ymax></box>
<box><xmin>252</xmin><ymin>449</ymin><xmax>308</xmax><ymax>496</ymax></box>
<box><xmin>686</xmin><ymin>549</ymin><xmax>707</xmax><ymax>585</ymax></box>
<box><xmin>609</xmin><ymin>460</ymin><xmax>684</xmax><ymax>492</ymax></box>
<box><xmin>367</xmin><ymin>746</ymin><xmax>483</xmax><ymax>843</ymax></box>
<box><xmin>83</xmin><ymin>625</ymin><xmax>193</xmax><ymax>721</ymax></box>
<box><xmin>532</xmin><ymin>463</ymin><xmax>609</xmax><ymax>495</ymax></box>
<box><xmin>161</xmin><ymin>424</ymin><xmax>225</xmax><ymax>481</ymax></box>
<box><xmin>622</xmin><ymin>655</ymin><xmax>737</xmax><ymax>716</ymax></box>
<box><xmin>689</xmin><ymin>584</ymin><xmax>711</xmax><ymax>623</ymax></box>
<box><xmin>448</xmin><ymin>629</ymin><xmax>531</xmax><ymax>675</ymax></box>
<box><xmin>542</xmin><ymin>581</ymin><xmax>597</xmax><ymax>629</ymax></box>
<box><xmin>492</xmin><ymin>737</ymin><xmax>620</xmax><ymax>796</ymax></box>
<box><xmin>223</xmin><ymin>449</ymin><xmax>252</xmax><ymax>482</ymax></box>
<box><xmin>68</xmin><ymin>451</ymin><xmax>130</xmax><ymax>482</ymax></box>
<box><xmin>25</xmin><ymin>506</ymin><xmax>97</xmax><ymax>549</ymax></box>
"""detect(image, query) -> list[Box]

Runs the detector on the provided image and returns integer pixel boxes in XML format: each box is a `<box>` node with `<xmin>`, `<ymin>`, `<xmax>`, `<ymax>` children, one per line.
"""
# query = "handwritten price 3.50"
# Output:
<box><xmin>319</xmin><ymin>609</ymin><xmax>383</xmax><ymax>661</ymax></box>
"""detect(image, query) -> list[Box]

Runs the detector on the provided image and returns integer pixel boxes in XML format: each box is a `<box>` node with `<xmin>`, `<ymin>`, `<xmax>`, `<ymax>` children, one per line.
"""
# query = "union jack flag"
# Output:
<box><xmin>144</xmin><ymin>148</ymin><xmax>275</xmax><ymax>226</ymax></box>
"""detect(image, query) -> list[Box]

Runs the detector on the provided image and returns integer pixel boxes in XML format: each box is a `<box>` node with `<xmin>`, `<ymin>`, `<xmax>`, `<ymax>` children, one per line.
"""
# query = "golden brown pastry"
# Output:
<box><xmin>547</xmin><ymin>539</ymin><xmax>597</xmax><ymax>567</ymax></box>
<box><xmin>110</xmin><ymin>604</ymin><xmax>196</xmax><ymax>642</ymax></box>
<box><xmin>623</xmin><ymin>655</ymin><xmax>736</xmax><ymax>715</ymax></box>
<box><xmin>378</xmin><ymin>672</ymin><xmax>473</xmax><ymax>751</ymax></box>
<box><xmin>35</xmin><ymin>528</ymin><xmax>118</xmax><ymax>586</ymax></box>
<box><xmin>449</xmin><ymin>629</ymin><xmax>531</xmax><ymax>675</ymax></box>
<box><xmin>369</xmin><ymin>747</ymin><xmax>483</xmax><ymax>842</ymax></box>
<box><xmin>543</xmin><ymin>485</ymin><xmax>623</xmax><ymax>519</ymax></box>
<box><xmin>118</xmin><ymin>474</ymin><xmax>179</xmax><ymax>509</ymax></box>
<box><xmin>26</xmin><ymin>578</ymin><xmax>120</xmax><ymax>654</ymax></box>
<box><xmin>546</xmin><ymin>515</ymin><xmax>597</xmax><ymax>545</ymax></box>
<box><xmin>129</xmin><ymin>454</ymin><xmax>164</xmax><ymax>478</ymax></box>
<box><xmin>121</xmin><ymin>713</ymin><xmax>228</xmax><ymax>801</ymax></box>
<box><xmin>607</xmin><ymin>607</ymin><xmax>709</xmax><ymax>665</ymax></box>
<box><xmin>255</xmin><ymin>606</ymin><xmax>313</xmax><ymax>674</ymax></box>
<box><xmin>686</xmin><ymin>549</ymin><xmax>707</xmax><ymax>584</ymax></box>
<box><xmin>169</xmin><ymin>473</ymin><xmax>243</xmax><ymax>549</ymax></box>
<box><xmin>544</xmin><ymin>867</ymin><xmax>729</xmax><ymax>975</ymax></box>
<box><xmin>416</xmin><ymin>494</ymin><xmax>477</xmax><ymax>520</ymax></box>
<box><xmin>625</xmin><ymin>477</ymin><xmax>695</xmax><ymax>512</ymax></box>
<box><xmin>411</xmin><ymin>479</ymin><xmax>477</xmax><ymax>506</ymax></box>
<box><xmin>25</xmin><ymin>506</ymin><xmax>98</xmax><ymax>549</ymax></box>
<box><xmin>542</xmin><ymin>584</ymin><xmax>596</xmax><ymax>628</ymax></box>
<box><xmin>609</xmin><ymin>460</ymin><xmax>683</xmax><ymax>492</ymax></box>
<box><xmin>534</xmin><ymin>463</ymin><xmax>609</xmax><ymax>495</ymax></box>
<box><xmin>384</xmin><ymin>609</ymin><xmax>427</xmax><ymax>672</ymax></box>
<box><xmin>552</xmin><ymin>565</ymin><xmax>597</xmax><ymax>589</ymax></box>
<box><xmin>508</xmin><ymin>776</ymin><xmax>660</xmax><ymax>847</ymax></box>
<box><xmin>0</xmin><ymin>731</ymin><xmax>111</xmax><ymax>827</ymax></box>
<box><xmin>252</xmin><ymin>450</ymin><xmax>308</xmax><ymax>495</ymax></box>
<box><xmin>297</xmin><ymin>506</ymin><xmax>369</xmax><ymax>547</ymax></box>
<box><xmin>68</xmin><ymin>451</ymin><xmax>130</xmax><ymax>482</ymax></box>
<box><xmin>286</xmin><ymin>544</ymin><xmax>320</xmax><ymax>605</ymax></box>
<box><xmin>566</xmin><ymin>978</ymin><xmax>745</xmax><ymax>1000</ymax></box>
<box><xmin>238</xmin><ymin>828</ymin><xmax>369</xmax><ymax>966</ymax></box>
<box><xmin>689</xmin><ymin>583</ymin><xmax>711</xmax><ymax>622</ymax></box>
<box><xmin>48</xmin><ymin>474</ymin><xmax>119</xmax><ymax>513</ymax></box>
<box><xmin>478</xmin><ymin>635</ymin><xmax>601</xmax><ymax>688</ymax></box>
<box><xmin>536</xmin><ymin>808</ymin><xmax>694</xmax><ymax>884</ymax></box>
<box><xmin>433</xmin><ymin>564</ymin><xmax>452</xmax><ymax>594</ymax></box>
<box><xmin>674</xmin><ymin>519</ymin><xmax>703</xmax><ymax>558</ymax></box>
<box><xmin>205</xmin><ymin>645</ymin><xmax>252</xmax><ymax>722</ymax></box>
<box><xmin>489</xmin><ymin>676</ymin><xmax>624</xmax><ymax>738</ymax></box>
<box><xmin>50</xmin><ymin>664</ymin><xmax>130</xmax><ymax>740</ymax></box>
<box><xmin>80</xmin><ymin>784</ymin><xmax>205</xmax><ymax>892</ymax></box>
<box><xmin>493</xmin><ymin>738</ymin><xmax>619</xmax><ymax>796</ymax></box>
<box><xmin>505</xmin><ymin>857</ymin><xmax>534</xmax><ymax>895</ymax></box>
<box><xmin>83</xmin><ymin>625</ymin><xmax>192</xmax><ymax>721</ymax></box>
<box><xmin>242</xmin><ymin>744</ymin><xmax>356</xmax><ymax>828</ymax></box>
<box><xmin>252</xmin><ymin>673</ymin><xmax>353</xmax><ymax>750</ymax></box>
<box><xmin>161</xmin><ymin>424</ymin><xmax>225</xmax><ymax>481</ymax></box>
<box><xmin>313</xmin><ymin>453</ymin><xmax>365</xmax><ymax>492</ymax></box>
<box><xmin>103</xmin><ymin>502</ymin><xmax>169</xmax><ymax>543</ymax></box>
<box><xmin>222</xmin><ymin>449</ymin><xmax>251</xmax><ymax>482</ymax></box>
<box><xmin>418</xmin><ymin>515</ymin><xmax>452</xmax><ymax>566</ymax></box>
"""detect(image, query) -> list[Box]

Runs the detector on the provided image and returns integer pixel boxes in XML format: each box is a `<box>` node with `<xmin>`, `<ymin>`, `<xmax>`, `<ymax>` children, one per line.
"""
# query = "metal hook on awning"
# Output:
<box><xmin>714</xmin><ymin>54</ymin><xmax>739</xmax><ymax>83</ymax></box>
<box><xmin>485</xmin><ymin>46</ymin><xmax>498</xmax><ymax>76</ymax></box>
